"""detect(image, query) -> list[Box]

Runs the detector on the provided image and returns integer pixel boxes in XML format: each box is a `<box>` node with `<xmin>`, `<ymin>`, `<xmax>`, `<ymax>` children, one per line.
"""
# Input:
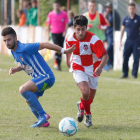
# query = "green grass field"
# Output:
<box><xmin>0</xmin><ymin>54</ymin><xmax>140</xmax><ymax>140</ymax></box>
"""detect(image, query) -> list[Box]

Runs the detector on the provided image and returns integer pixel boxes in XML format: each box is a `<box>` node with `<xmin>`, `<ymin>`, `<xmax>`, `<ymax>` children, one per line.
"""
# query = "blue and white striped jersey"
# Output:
<box><xmin>11</xmin><ymin>41</ymin><xmax>54</xmax><ymax>78</ymax></box>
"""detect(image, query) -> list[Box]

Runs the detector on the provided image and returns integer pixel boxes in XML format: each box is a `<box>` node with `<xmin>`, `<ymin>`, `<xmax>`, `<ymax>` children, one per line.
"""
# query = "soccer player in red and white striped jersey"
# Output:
<box><xmin>65</xmin><ymin>15</ymin><xmax>109</xmax><ymax>127</ymax></box>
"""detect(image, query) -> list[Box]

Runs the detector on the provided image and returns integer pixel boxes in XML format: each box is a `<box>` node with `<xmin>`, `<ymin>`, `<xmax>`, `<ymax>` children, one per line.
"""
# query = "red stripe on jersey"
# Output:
<box><xmin>73</xmin><ymin>63</ymin><xmax>85</xmax><ymax>71</ymax></box>
<box><xmin>80</xmin><ymin>54</ymin><xmax>93</xmax><ymax>66</ymax></box>
<box><xmin>91</xmin><ymin>40</ymin><xmax>107</xmax><ymax>59</ymax></box>
<box><xmin>93</xmin><ymin>61</ymin><xmax>101</xmax><ymax>77</ymax></box>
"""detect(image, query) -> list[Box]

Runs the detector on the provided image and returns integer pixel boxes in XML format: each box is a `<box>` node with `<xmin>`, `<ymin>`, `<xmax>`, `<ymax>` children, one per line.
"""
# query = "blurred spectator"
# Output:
<box><xmin>103</xmin><ymin>2</ymin><xmax>113</xmax><ymax>71</ymax></box>
<box><xmin>17</xmin><ymin>10</ymin><xmax>26</xmax><ymax>26</ymax></box>
<box><xmin>67</xmin><ymin>10</ymin><xmax>74</xmax><ymax>27</ymax></box>
<box><xmin>23</xmin><ymin>0</ymin><xmax>29</xmax><ymax>19</ymax></box>
<box><xmin>83</xmin><ymin>0</ymin><xmax>107</xmax><ymax>41</ymax></box>
<box><xmin>61</xmin><ymin>6</ymin><xmax>67</xmax><ymax>13</ymax></box>
<box><xmin>120</xmin><ymin>3</ymin><xmax>140</xmax><ymax>79</ymax></box>
<box><xmin>26</xmin><ymin>2</ymin><xmax>32</xmax><ymax>26</ymax></box>
<box><xmin>46</xmin><ymin>1</ymin><xmax>68</xmax><ymax>71</ymax></box>
<box><xmin>30</xmin><ymin>0</ymin><xmax>38</xmax><ymax>26</ymax></box>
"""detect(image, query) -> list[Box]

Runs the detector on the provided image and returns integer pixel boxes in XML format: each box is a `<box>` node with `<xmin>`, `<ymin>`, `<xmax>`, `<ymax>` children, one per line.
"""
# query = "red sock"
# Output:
<box><xmin>81</xmin><ymin>97</ymin><xmax>91</xmax><ymax>115</ymax></box>
<box><xmin>79</xmin><ymin>99</ymin><xmax>84</xmax><ymax>110</ymax></box>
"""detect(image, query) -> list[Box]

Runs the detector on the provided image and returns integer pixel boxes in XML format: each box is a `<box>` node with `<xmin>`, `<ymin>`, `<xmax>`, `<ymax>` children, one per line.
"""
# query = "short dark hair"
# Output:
<box><xmin>54</xmin><ymin>1</ymin><xmax>60</xmax><ymax>5</ymax></box>
<box><xmin>73</xmin><ymin>15</ymin><xmax>88</xmax><ymax>27</ymax></box>
<box><xmin>128</xmin><ymin>2</ymin><xmax>135</xmax><ymax>7</ymax></box>
<box><xmin>88</xmin><ymin>0</ymin><xmax>96</xmax><ymax>3</ymax></box>
<box><xmin>1</xmin><ymin>27</ymin><xmax>17</xmax><ymax>37</ymax></box>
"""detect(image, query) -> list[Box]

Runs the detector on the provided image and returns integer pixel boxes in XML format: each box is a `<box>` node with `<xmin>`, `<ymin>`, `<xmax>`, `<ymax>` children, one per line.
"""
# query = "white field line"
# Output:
<box><xmin>100</xmin><ymin>77</ymin><xmax>140</xmax><ymax>85</ymax></box>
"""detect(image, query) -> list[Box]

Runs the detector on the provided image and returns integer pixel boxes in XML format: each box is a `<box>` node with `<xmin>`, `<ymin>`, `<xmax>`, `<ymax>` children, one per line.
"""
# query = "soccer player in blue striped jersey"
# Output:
<box><xmin>1</xmin><ymin>27</ymin><xmax>75</xmax><ymax>128</ymax></box>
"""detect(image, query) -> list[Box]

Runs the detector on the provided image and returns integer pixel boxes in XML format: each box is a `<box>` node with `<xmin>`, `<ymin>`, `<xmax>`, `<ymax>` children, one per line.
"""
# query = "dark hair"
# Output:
<box><xmin>54</xmin><ymin>1</ymin><xmax>60</xmax><ymax>5</ymax></box>
<box><xmin>128</xmin><ymin>2</ymin><xmax>135</xmax><ymax>7</ymax></box>
<box><xmin>73</xmin><ymin>15</ymin><xmax>88</xmax><ymax>27</ymax></box>
<box><xmin>88</xmin><ymin>0</ymin><xmax>96</xmax><ymax>3</ymax></box>
<box><xmin>1</xmin><ymin>27</ymin><xmax>17</xmax><ymax>37</ymax></box>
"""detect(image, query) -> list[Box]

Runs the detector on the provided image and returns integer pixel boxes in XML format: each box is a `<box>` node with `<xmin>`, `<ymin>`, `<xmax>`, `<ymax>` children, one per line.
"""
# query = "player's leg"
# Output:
<box><xmin>20</xmin><ymin>74</ymin><xmax>55</xmax><ymax>127</ymax></box>
<box><xmin>89</xmin><ymin>76</ymin><xmax>99</xmax><ymax>103</ymax></box>
<box><xmin>57</xmin><ymin>33</ymin><xmax>64</xmax><ymax>70</ymax></box>
<box><xmin>121</xmin><ymin>41</ymin><xmax>132</xmax><ymax>78</ymax></box>
<box><xmin>77</xmin><ymin>81</ymin><xmax>92</xmax><ymax>127</ymax></box>
<box><xmin>73</xmin><ymin>71</ymin><xmax>88</xmax><ymax>123</ymax></box>
<box><xmin>30</xmin><ymin>74</ymin><xmax>55</xmax><ymax>127</ymax></box>
<box><xmin>19</xmin><ymin>81</ymin><xmax>48</xmax><ymax>127</ymax></box>
<box><xmin>90</xmin><ymin>89</ymin><xmax>96</xmax><ymax>104</ymax></box>
<box><xmin>132</xmin><ymin>42</ymin><xmax>140</xmax><ymax>78</ymax></box>
<box><xmin>52</xmin><ymin>33</ymin><xmax>59</xmax><ymax>69</ymax></box>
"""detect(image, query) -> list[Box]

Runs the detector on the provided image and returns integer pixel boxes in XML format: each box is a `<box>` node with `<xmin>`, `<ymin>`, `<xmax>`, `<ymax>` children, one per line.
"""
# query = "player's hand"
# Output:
<box><xmin>64</xmin><ymin>44</ymin><xmax>76</xmax><ymax>54</ymax></box>
<box><xmin>9</xmin><ymin>67</ymin><xmax>17</xmax><ymax>75</ymax></box>
<box><xmin>62</xmin><ymin>32</ymin><xmax>66</xmax><ymax>37</ymax></box>
<box><xmin>94</xmin><ymin>67</ymin><xmax>102</xmax><ymax>76</ymax></box>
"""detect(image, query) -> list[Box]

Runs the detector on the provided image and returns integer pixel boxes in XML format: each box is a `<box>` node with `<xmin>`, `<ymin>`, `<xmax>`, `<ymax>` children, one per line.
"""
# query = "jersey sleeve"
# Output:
<box><xmin>91</xmin><ymin>39</ymin><xmax>107</xmax><ymax>59</ymax></box>
<box><xmin>24</xmin><ymin>43</ymin><xmax>39</xmax><ymax>55</ymax></box>
<box><xmin>99</xmin><ymin>13</ymin><xmax>107</xmax><ymax>26</ymax></box>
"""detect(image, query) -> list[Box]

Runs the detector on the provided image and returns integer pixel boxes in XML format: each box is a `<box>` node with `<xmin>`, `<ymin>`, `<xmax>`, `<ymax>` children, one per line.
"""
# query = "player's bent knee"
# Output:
<box><xmin>19</xmin><ymin>86</ymin><xmax>26</xmax><ymax>94</ymax></box>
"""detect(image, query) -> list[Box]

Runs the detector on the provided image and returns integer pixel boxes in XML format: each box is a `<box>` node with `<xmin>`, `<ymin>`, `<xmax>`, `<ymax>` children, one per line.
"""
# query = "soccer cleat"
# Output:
<box><xmin>40</xmin><ymin>121</ymin><xmax>50</xmax><ymax>127</ymax></box>
<box><xmin>77</xmin><ymin>101</ymin><xmax>84</xmax><ymax>122</ymax></box>
<box><xmin>84</xmin><ymin>114</ymin><xmax>92</xmax><ymax>127</ymax></box>
<box><xmin>31</xmin><ymin>114</ymin><xmax>50</xmax><ymax>127</ymax></box>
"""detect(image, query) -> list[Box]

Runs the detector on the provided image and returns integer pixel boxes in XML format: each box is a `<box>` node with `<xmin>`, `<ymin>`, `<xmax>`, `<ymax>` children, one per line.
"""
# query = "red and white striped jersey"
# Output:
<box><xmin>65</xmin><ymin>31</ymin><xmax>107</xmax><ymax>77</ymax></box>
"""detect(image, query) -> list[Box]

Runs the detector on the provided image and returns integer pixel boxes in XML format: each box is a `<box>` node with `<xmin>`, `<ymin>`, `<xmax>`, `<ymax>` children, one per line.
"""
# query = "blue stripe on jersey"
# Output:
<box><xmin>25</xmin><ymin>55</ymin><xmax>42</xmax><ymax>76</ymax></box>
<box><xmin>23</xmin><ymin>55</ymin><xmax>39</xmax><ymax>78</ymax></box>
<box><xmin>30</xmin><ymin>55</ymin><xmax>46</xmax><ymax>76</ymax></box>
<box><xmin>32</xmin><ymin>54</ymin><xmax>46</xmax><ymax>75</ymax></box>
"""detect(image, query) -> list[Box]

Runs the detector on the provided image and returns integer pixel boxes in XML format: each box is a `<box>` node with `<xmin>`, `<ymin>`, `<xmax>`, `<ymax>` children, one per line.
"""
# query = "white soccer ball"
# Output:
<box><xmin>59</xmin><ymin>117</ymin><xmax>78</xmax><ymax>136</ymax></box>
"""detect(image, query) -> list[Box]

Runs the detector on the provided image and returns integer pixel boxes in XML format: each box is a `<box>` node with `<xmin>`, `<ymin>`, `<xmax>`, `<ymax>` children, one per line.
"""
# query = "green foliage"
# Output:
<box><xmin>40</xmin><ymin>0</ymin><xmax>54</xmax><ymax>26</ymax></box>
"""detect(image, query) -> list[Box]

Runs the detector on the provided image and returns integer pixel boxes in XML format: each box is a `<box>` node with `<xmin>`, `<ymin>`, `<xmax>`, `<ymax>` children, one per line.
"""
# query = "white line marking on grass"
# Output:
<box><xmin>0</xmin><ymin>68</ymin><xmax>7</xmax><ymax>71</ymax></box>
<box><xmin>100</xmin><ymin>77</ymin><xmax>140</xmax><ymax>84</ymax></box>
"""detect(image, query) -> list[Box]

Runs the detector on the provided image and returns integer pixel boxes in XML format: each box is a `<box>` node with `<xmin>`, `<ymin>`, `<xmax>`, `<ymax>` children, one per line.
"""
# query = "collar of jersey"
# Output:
<box><xmin>15</xmin><ymin>41</ymin><xmax>23</xmax><ymax>52</ymax></box>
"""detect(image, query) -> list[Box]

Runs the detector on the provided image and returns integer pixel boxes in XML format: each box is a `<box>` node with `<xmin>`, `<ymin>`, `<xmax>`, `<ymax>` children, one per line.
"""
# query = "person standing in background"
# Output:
<box><xmin>103</xmin><ymin>2</ymin><xmax>113</xmax><ymax>71</ymax></box>
<box><xmin>23</xmin><ymin>0</ymin><xmax>29</xmax><ymax>20</ymax></box>
<box><xmin>30</xmin><ymin>0</ymin><xmax>38</xmax><ymax>26</ymax></box>
<box><xmin>84</xmin><ymin>0</ymin><xmax>107</xmax><ymax>41</ymax></box>
<box><xmin>120</xmin><ymin>3</ymin><xmax>140</xmax><ymax>79</ymax></box>
<box><xmin>68</xmin><ymin>10</ymin><xmax>74</xmax><ymax>27</ymax></box>
<box><xmin>17</xmin><ymin>10</ymin><xmax>26</xmax><ymax>27</ymax></box>
<box><xmin>26</xmin><ymin>2</ymin><xmax>32</xmax><ymax>26</ymax></box>
<box><xmin>46</xmin><ymin>1</ymin><xmax>68</xmax><ymax>71</ymax></box>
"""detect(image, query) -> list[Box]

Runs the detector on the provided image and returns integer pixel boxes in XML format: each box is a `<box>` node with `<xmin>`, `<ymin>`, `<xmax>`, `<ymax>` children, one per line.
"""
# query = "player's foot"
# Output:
<box><xmin>77</xmin><ymin>101</ymin><xmax>84</xmax><ymax>122</ymax></box>
<box><xmin>31</xmin><ymin>114</ymin><xmax>50</xmax><ymax>127</ymax></box>
<box><xmin>40</xmin><ymin>121</ymin><xmax>50</xmax><ymax>127</ymax></box>
<box><xmin>84</xmin><ymin>114</ymin><xmax>92</xmax><ymax>127</ymax></box>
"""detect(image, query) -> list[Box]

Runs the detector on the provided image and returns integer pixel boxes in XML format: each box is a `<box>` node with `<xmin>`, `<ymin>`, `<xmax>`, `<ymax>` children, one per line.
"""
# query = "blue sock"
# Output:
<box><xmin>28</xmin><ymin>104</ymin><xmax>39</xmax><ymax>119</ymax></box>
<box><xmin>21</xmin><ymin>91</ymin><xmax>46</xmax><ymax>115</ymax></box>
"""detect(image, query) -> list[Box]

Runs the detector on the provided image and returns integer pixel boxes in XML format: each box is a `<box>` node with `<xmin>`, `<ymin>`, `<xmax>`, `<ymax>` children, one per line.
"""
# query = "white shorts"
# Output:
<box><xmin>73</xmin><ymin>70</ymin><xmax>99</xmax><ymax>89</ymax></box>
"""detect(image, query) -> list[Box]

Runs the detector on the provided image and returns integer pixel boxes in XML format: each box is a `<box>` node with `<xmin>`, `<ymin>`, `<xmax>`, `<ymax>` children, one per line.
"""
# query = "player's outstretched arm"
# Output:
<box><xmin>39</xmin><ymin>42</ymin><xmax>76</xmax><ymax>54</ymax></box>
<box><xmin>94</xmin><ymin>54</ymin><xmax>109</xmax><ymax>76</ymax></box>
<box><xmin>9</xmin><ymin>66</ymin><xmax>23</xmax><ymax>75</ymax></box>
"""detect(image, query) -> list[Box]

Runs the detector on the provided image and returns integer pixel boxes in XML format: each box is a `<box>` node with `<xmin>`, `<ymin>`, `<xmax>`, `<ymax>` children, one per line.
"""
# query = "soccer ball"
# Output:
<box><xmin>59</xmin><ymin>117</ymin><xmax>78</xmax><ymax>136</ymax></box>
